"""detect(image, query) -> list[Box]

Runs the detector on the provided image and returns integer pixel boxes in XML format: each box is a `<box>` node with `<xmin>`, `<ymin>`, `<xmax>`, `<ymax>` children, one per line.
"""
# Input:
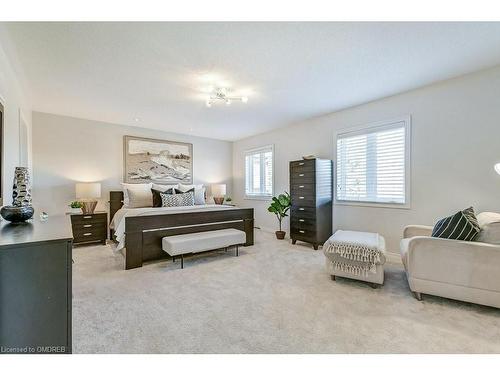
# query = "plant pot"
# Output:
<box><xmin>275</xmin><ymin>231</ymin><xmax>286</xmax><ymax>240</ymax></box>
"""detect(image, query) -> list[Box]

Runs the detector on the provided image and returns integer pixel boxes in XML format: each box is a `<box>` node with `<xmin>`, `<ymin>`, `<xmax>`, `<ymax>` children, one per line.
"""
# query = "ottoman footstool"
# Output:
<box><xmin>323</xmin><ymin>230</ymin><xmax>386</xmax><ymax>287</ymax></box>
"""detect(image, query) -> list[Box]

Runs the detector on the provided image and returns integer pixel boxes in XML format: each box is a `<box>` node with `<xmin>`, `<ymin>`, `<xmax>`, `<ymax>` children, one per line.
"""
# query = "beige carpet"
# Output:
<box><xmin>73</xmin><ymin>230</ymin><xmax>500</xmax><ymax>353</ymax></box>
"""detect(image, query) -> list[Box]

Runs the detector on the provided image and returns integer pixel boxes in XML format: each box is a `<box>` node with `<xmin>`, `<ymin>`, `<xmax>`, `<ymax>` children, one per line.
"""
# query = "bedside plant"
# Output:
<box><xmin>267</xmin><ymin>192</ymin><xmax>291</xmax><ymax>240</ymax></box>
<box><xmin>69</xmin><ymin>201</ymin><xmax>83</xmax><ymax>214</ymax></box>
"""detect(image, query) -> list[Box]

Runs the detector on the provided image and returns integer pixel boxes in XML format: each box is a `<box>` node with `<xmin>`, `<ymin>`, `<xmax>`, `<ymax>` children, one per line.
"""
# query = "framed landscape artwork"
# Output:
<box><xmin>123</xmin><ymin>135</ymin><xmax>193</xmax><ymax>184</ymax></box>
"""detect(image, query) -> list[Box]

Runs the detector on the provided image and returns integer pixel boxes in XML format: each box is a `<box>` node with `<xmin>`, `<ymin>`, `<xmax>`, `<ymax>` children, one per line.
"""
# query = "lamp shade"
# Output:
<box><xmin>495</xmin><ymin>163</ymin><xmax>500</xmax><ymax>175</ymax></box>
<box><xmin>76</xmin><ymin>182</ymin><xmax>101</xmax><ymax>199</ymax></box>
<box><xmin>211</xmin><ymin>184</ymin><xmax>226</xmax><ymax>197</ymax></box>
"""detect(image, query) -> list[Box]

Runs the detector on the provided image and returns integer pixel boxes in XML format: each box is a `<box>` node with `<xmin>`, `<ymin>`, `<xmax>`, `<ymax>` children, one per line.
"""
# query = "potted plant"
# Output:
<box><xmin>267</xmin><ymin>192</ymin><xmax>291</xmax><ymax>240</ymax></box>
<box><xmin>69</xmin><ymin>201</ymin><xmax>83</xmax><ymax>214</ymax></box>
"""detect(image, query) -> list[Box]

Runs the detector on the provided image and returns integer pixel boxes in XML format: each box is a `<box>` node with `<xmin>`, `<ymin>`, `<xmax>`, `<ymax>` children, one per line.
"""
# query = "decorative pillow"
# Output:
<box><xmin>152</xmin><ymin>183</ymin><xmax>178</xmax><ymax>192</ymax></box>
<box><xmin>160</xmin><ymin>190</ymin><xmax>195</xmax><ymax>207</ymax></box>
<box><xmin>475</xmin><ymin>212</ymin><xmax>500</xmax><ymax>244</ymax></box>
<box><xmin>177</xmin><ymin>184</ymin><xmax>205</xmax><ymax>205</ymax></box>
<box><xmin>121</xmin><ymin>183</ymin><xmax>152</xmax><ymax>207</ymax></box>
<box><xmin>431</xmin><ymin>206</ymin><xmax>480</xmax><ymax>241</ymax></box>
<box><xmin>151</xmin><ymin>188</ymin><xmax>175</xmax><ymax>207</ymax></box>
<box><xmin>126</xmin><ymin>187</ymin><xmax>153</xmax><ymax>208</ymax></box>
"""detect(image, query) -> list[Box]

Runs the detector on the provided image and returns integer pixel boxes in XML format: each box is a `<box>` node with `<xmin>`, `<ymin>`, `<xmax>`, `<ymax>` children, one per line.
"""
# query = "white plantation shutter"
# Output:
<box><xmin>336</xmin><ymin>119</ymin><xmax>410</xmax><ymax>205</ymax></box>
<box><xmin>245</xmin><ymin>145</ymin><xmax>274</xmax><ymax>198</ymax></box>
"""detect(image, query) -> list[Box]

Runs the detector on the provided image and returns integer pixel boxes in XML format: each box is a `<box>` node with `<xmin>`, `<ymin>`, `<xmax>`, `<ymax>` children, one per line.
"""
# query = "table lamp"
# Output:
<box><xmin>76</xmin><ymin>182</ymin><xmax>101</xmax><ymax>214</ymax></box>
<box><xmin>211</xmin><ymin>184</ymin><xmax>226</xmax><ymax>205</ymax></box>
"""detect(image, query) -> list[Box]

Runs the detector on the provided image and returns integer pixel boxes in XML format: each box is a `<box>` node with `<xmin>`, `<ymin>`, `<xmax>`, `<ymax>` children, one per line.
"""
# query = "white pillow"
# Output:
<box><xmin>121</xmin><ymin>183</ymin><xmax>152</xmax><ymax>207</ymax></box>
<box><xmin>476</xmin><ymin>212</ymin><xmax>500</xmax><ymax>244</ymax></box>
<box><xmin>152</xmin><ymin>183</ymin><xmax>178</xmax><ymax>192</ymax></box>
<box><xmin>127</xmin><ymin>188</ymin><xmax>153</xmax><ymax>208</ymax></box>
<box><xmin>177</xmin><ymin>184</ymin><xmax>205</xmax><ymax>205</ymax></box>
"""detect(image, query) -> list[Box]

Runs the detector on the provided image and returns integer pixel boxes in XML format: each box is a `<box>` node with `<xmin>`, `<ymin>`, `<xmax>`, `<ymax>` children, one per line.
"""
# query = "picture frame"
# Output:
<box><xmin>123</xmin><ymin>135</ymin><xmax>193</xmax><ymax>184</ymax></box>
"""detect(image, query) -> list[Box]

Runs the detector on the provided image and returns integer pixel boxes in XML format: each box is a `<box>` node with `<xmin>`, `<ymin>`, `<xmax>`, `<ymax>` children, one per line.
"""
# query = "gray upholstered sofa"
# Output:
<box><xmin>400</xmin><ymin>212</ymin><xmax>500</xmax><ymax>309</ymax></box>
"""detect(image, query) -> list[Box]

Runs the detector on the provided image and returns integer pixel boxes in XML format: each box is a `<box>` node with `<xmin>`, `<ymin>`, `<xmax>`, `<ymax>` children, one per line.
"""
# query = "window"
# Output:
<box><xmin>245</xmin><ymin>145</ymin><xmax>274</xmax><ymax>199</ymax></box>
<box><xmin>336</xmin><ymin>117</ymin><xmax>410</xmax><ymax>207</ymax></box>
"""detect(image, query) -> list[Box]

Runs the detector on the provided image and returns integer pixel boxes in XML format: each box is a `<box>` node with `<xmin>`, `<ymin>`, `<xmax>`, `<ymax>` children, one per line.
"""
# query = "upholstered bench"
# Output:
<box><xmin>323</xmin><ymin>230</ymin><xmax>386</xmax><ymax>288</ymax></box>
<box><xmin>162</xmin><ymin>229</ymin><xmax>246</xmax><ymax>269</ymax></box>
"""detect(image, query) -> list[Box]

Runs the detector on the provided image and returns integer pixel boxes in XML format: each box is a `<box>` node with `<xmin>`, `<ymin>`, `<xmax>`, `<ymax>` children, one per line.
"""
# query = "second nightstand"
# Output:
<box><xmin>70</xmin><ymin>212</ymin><xmax>107</xmax><ymax>245</ymax></box>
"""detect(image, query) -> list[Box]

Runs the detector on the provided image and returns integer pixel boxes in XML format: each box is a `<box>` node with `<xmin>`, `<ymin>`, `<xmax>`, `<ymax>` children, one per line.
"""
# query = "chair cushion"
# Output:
<box><xmin>431</xmin><ymin>206</ymin><xmax>480</xmax><ymax>241</ymax></box>
<box><xmin>162</xmin><ymin>229</ymin><xmax>246</xmax><ymax>256</ymax></box>
<box><xmin>476</xmin><ymin>212</ymin><xmax>500</xmax><ymax>244</ymax></box>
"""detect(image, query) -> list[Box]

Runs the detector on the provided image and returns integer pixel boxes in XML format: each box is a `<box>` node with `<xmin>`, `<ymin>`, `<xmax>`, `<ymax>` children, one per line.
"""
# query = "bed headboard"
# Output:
<box><xmin>109</xmin><ymin>191</ymin><xmax>124</xmax><ymax>222</ymax></box>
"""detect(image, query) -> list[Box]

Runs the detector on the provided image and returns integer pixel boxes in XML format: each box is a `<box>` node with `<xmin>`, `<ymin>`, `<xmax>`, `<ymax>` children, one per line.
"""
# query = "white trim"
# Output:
<box><xmin>384</xmin><ymin>251</ymin><xmax>403</xmax><ymax>265</ymax></box>
<box><xmin>244</xmin><ymin>144</ymin><xmax>275</xmax><ymax>200</ymax></box>
<box><xmin>334</xmin><ymin>115</ymin><xmax>412</xmax><ymax>209</ymax></box>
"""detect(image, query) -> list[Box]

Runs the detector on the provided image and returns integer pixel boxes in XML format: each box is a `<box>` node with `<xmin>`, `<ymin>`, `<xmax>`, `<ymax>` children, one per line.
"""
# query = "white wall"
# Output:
<box><xmin>233</xmin><ymin>65</ymin><xmax>500</xmax><ymax>253</ymax></box>
<box><xmin>0</xmin><ymin>37</ymin><xmax>32</xmax><ymax>207</ymax></box>
<box><xmin>32</xmin><ymin>112</ymin><xmax>233</xmax><ymax>216</ymax></box>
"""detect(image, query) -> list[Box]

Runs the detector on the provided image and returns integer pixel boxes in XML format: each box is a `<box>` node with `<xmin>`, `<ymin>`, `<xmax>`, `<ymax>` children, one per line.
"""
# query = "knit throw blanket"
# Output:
<box><xmin>323</xmin><ymin>230</ymin><xmax>385</xmax><ymax>276</ymax></box>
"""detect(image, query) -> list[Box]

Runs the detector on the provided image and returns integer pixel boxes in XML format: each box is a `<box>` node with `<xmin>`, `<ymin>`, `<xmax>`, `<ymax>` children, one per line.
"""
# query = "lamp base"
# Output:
<box><xmin>213</xmin><ymin>197</ymin><xmax>225</xmax><ymax>205</ymax></box>
<box><xmin>81</xmin><ymin>201</ymin><xmax>98</xmax><ymax>214</ymax></box>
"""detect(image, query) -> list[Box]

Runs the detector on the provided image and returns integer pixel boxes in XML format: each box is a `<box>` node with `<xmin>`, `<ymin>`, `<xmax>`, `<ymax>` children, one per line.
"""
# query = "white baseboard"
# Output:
<box><xmin>384</xmin><ymin>251</ymin><xmax>402</xmax><ymax>265</ymax></box>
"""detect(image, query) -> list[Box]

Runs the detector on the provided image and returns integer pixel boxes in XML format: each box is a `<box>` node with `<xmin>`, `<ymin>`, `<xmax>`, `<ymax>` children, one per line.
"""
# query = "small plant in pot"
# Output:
<box><xmin>69</xmin><ymin>201</ymin><xmax>83</xmax><ymax>214</ymax></box>
<box><xmin>267</xmin><ymin>192</ymin><xmax>291</xmax><ymax>240</ymax></box>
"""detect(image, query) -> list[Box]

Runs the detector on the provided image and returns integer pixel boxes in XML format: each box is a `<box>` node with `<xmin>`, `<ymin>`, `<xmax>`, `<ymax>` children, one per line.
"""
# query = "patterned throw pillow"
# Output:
<box><xmin>151</xmin><ymin>188</ymin><xmax>175</xmax><ymax>207</ymax></box>
<box><xmin>160</xmin><ymin>190</ymin><xmax>195</xmax><ymax>207</ymax></box>
<box><xmin>431</xmin><ymin>206</ymin><xmax>480</xmax><ymax>241</ymax></box>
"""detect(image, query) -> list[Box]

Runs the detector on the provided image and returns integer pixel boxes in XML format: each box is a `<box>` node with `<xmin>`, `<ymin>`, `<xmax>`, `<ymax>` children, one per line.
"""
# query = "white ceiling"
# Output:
<box><xmin>3</xmin><ymin>22</ymin><xmax>500</xmax><ymax>141</ymax></box>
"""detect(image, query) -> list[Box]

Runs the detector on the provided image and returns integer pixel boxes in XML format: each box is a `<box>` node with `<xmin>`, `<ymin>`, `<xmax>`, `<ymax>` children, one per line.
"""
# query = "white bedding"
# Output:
<box><xmin>110</xmin><ymin>205</ymin><xmax>238</xmax><ymax>250</ymax></box>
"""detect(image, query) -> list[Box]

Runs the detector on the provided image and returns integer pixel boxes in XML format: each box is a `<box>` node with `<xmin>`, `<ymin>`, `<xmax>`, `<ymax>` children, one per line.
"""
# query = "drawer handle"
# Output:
<box><xmin>299</xmin><ymin>185</ymin><xmax>304</xmax><ymax>188</ymax></box>
<box><xmin>299</xmin><ymin>162</ymin><xmax>304</xmax><ymax>166</ymax></box>
<box><xmin>83</xmin><ymin>224</ymin><xmax>93</xmax><ymax>228</ymax></box>
<box><xmin>299</xmin><ymin>230</ymin><xmax>305</xmax><ymax>234</ymax></box>
<box><xmin>83</xmin><ymin>233</ymin><xmax>93</xmax><ymax>236</ymax></box>
<box><xmin>83</xmin><ymin>216</ymin><xmax>92</xmax><ymax>219</ymax></box>
<box><xmin>299</xmin><ymin>173</ymin><xmax>304</xmax><ymax>177</ymax></box>
<box><xmin>299</xmin><ymin>196</ymin><xmax>304</xmax><ymax>199</ymax></box>
<box><xmin>299</xmin><ymin>208</ymin><xmax>305</xmax><ymax>211</ymax></box>
<box><xmin>299</xmin><ymin>219</ymin><xmax>305</xmax><ymax>222</ymax></box>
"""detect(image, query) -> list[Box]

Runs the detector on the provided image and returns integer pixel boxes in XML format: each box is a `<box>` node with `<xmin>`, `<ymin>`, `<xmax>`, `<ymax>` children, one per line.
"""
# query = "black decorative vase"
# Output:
<box><xmin>0</xmin><ymin>206</ymin><xmax>35</xmax><ymax>223</ymax></box>
<box><xmin>0</xmin><ymin>167</ymin><xmax>34</xmax><ymax>223</ymax></box>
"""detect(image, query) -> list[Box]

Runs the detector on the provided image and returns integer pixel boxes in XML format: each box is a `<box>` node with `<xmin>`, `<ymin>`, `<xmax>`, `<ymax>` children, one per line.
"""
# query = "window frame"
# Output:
<box><xmin>244</xmin><ymin>144</ymin><xmax>275</xmax><ymax>201</ymax></box>
<box><xmin>334</xmin><ymin>116</ymin><xmax>411</xmax><ymax>209</ymax></box>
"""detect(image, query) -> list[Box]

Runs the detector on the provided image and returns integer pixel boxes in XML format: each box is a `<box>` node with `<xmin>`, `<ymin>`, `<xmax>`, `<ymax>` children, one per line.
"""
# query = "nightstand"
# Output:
<box><xmin>70</xmin><ymin>212</ymin><xmax>107</xmax><ymax>245</ymax></box>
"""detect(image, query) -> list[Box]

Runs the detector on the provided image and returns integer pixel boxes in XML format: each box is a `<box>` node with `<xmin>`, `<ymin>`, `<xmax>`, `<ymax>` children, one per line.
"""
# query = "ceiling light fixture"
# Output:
<box><xmin>205</xmin><ymin>87</ymin><xmax>248</xmax><ymax>108</ymax></box>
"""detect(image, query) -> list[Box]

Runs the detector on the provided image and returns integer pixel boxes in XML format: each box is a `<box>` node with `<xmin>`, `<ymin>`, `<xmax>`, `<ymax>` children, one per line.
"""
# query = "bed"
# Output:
<box><xmin>109</xmin><ymin>191</ymin><xmax>254</xmax><ymax>269</ymax></box>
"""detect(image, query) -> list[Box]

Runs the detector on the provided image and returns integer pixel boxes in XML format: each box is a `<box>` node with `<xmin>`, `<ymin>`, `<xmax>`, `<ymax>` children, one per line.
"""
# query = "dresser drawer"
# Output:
<box><xmin>72</xmin><ymin>222</ymin><xmax>106</xmax><ymax>231</ymax></box>
<box><xmin>290</xmin><ymin>160</ymin><xmax>315</xmax><ymax>173</ymax></box>
<box><xmin>290</xmin><ymin>195</ymin><xmax>315</xmax><ymax>207</ymax></box>
<box><xmin>290</xmin><ymin>183</ymin><xmax>315</xmax><ymax>195</ymax></box>
<box><xmin>291</xmin><ymin>218</ymin><xmax>317</xmax><ymax>231</ymax></box>
<box><xmin>291</xmin><ymin>227</ymin><xmax>317</xmax><ymax>239</ymax></box>
<box><xmin>71</xmin><ymin>214</ymin><xmax>107</xmax><ymax>225</ymax></box>
<box><xmin>291</xmin><ymin>205</ymin><xmax>316</xmax><ymax>219</ymax></box>
<box><xmin>290</xmin><ymin>170</ymin><xmax>315</xmax><ymax>183</ymax></box>
<box><xmin>73</xmin><ymin>227</ymin><xmax>106</xmax><ymax>242</ymax></box>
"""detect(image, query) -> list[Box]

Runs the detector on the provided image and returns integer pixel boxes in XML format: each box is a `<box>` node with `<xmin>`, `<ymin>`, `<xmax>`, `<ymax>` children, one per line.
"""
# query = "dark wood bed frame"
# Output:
<box><xmin>109</xmin><ymin>191</ymin><xmax>254</xmax><ymax>270</ymax></box>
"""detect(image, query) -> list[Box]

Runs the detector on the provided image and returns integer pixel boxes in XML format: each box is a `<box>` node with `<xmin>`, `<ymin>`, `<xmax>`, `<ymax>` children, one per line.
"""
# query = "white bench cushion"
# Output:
<box><xmin>162</xmin><ymin>229</ymin><xmax>246</xmax><ymax>256</ymax></box>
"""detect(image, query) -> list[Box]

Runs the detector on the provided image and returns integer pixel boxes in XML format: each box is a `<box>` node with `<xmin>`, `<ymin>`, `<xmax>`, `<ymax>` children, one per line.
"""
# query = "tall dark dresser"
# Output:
<box><xmin>289</xmin><ymin>158</ymin><xmax>333</xmax><ymax>250</ymax></box>
<box><xmin>0</xmin><ymin>216</ymin><xmax>73</xmax><ymax>354</ymax></box>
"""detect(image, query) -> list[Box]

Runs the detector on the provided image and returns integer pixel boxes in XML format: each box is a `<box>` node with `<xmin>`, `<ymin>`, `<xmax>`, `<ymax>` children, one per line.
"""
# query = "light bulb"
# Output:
<box><xmin>241</xmin><ymin>96</ymin><xmax>248</xmax><ymax>103</ymax></box>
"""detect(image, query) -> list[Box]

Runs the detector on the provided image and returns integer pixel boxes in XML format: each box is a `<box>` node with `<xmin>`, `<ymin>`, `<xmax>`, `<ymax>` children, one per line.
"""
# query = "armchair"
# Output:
<box><xmin>400</xmin><ymin>222</ymin><xmax>500</xmax><ymax>309</ymax></box>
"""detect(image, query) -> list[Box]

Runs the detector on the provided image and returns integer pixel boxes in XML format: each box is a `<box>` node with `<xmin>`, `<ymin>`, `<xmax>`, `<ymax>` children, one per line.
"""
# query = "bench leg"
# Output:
<box><xmin>172</xmin><ymin>256</ymin><xmax>175</xmax><ymax>263</ymax></box>
<box><xmin>236</xmin><ymin>245</ymin><xmax>239</xmax><ymax>257</ymax></box>
<box><xmin>181</xmin><ymin>254</ymin><xmax>184</xmax><ymax>269</ymax></box>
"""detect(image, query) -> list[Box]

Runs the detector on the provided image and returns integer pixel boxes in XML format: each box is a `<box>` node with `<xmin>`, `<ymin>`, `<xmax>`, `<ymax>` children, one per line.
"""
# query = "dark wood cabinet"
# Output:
<box><xmin>289</xmin><ymin>158</ymin><xmax>333</xmax><ymax>250</ymax></box>
<box><xmin>70</xmin><ymin>212</ymin><xmax>107</xmax><ymax>245</ymax></box>
<box><xmin>0</xmin><ymin>216</ymin><xmax>73</xmax><ymax>353</ymax></box>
